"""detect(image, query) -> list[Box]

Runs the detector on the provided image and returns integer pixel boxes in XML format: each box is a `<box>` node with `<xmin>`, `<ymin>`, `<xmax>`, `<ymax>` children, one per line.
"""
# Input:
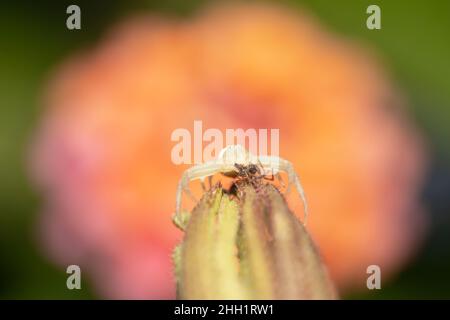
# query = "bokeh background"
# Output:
<box><xmin>0</xmin><ymin>0</ymin><xmax>449</xmax><ymax>299</ymax></box>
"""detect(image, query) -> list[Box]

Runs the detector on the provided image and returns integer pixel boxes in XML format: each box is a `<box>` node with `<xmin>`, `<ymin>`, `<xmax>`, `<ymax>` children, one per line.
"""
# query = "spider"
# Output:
<box><xmin>174</xmin><ymin>144</ymin><xmax>308</xmax><ymax>224</ymax></box>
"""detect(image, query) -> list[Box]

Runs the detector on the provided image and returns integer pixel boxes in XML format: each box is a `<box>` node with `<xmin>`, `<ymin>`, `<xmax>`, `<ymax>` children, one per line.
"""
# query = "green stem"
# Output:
<box><xmin>173</xmin><ymin>183</ymin><xmax>337</xmax><ymax>299</ymax></box>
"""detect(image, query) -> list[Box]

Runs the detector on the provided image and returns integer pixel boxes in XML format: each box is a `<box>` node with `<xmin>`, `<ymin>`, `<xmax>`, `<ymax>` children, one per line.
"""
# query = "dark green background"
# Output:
<box><xmin>0</xmin><ymin>0</ymin><xmax>449</xmax><ymax>299</ymax></box>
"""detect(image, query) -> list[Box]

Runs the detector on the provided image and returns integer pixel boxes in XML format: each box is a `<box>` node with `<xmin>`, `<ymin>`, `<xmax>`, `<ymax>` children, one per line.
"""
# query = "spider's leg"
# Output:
<box><xmin>208</xmin><ymin>175</ymin><xmax>213</xmax><ymax>189</ymax></box>
<box><xmin>185</xmin><ymin>185</ymin><xmax>198</xmax><ymax>202</ymax></box>
<box><xmin>263</xmin><ymin>168</ymin><xmax>275</xmax><ymax>181</ymax></box>
<box><xmin>200</xmin><ymin>180</ymin><xmax>207</xmax><ymax>192</ymax></box>
<box><xmin>276</xmin><ymin>172</ymin><xmax>285</xmax><ymax>188</ymax></box>
<box><xmin>256</xmin><ymin>159</ymin><xmax>271</xmax><ymax>180</ymax></box>
<box><xmin>279</xmin><ymin>159</ymin><xmax>308</xmax><ymax>225</ymax></box>
<box><xmin>286</xmin><ymin>180</ymin><xmax>292</xmax><ymax>194</ymax></box>
<box><xmin>257</xmin><ymin>159</ymin><xmax>264</xmax><ymax>174</ymax></box>
<box><xmin>175</xmin><ymin>172</ymin><xmax>189</xmax><ymax>220</ymax></box>
<box><xmin>200</xmin><ymin>175</ymin><xmax>214</xmax><ymax>191</ymax></box>
<box><xmin>175</xmin><ymin>161</ymin><xmax>235</xmax><ymax>219</ymax></box>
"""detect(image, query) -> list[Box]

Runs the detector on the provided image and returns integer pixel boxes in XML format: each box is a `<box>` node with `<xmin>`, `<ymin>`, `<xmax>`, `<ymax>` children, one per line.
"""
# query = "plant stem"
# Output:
<box><xmin>173</xmin><ymin>182</ymin><xmax>337</xmax><ymax>299</ymax></box>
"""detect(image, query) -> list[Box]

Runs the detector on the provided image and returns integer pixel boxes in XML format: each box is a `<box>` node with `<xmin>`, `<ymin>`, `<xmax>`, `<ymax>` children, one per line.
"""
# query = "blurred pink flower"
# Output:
<box><xmin>30</xmin><ymin>3</ymin><xmax>427</xmax><ymax>298</ymax></box>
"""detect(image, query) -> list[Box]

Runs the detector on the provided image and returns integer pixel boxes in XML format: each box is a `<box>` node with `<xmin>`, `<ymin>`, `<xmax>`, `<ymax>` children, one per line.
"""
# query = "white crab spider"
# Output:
<box><xmin>175</xmin><ymin>145</ymin><xmax>308</xmax><ymax>224</ymax></box>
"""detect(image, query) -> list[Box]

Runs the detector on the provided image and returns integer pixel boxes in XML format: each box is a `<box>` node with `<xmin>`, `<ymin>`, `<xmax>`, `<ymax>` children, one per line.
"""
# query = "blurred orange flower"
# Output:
<box><xmin>30</xmin><ymin>3</ymin><xmax>426</xmax><ymax>298</ymax></box>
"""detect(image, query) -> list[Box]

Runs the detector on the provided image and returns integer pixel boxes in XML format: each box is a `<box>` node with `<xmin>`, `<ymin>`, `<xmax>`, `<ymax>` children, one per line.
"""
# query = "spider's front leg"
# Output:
<box><xmin>175</xmin><ymin>171</ymin><xmax>191</xmax><ymax>221</ymax></box>
<box><xmin>279</xmin><ymin>159</ymin><xmax>308</xmax><ymax>225</ymax></box>
<box><xmin>275</xmin><ymin>172</ymin><xmax>285</xmax><ymax>188</ymax></box>
<box><xmin>174</xmin><ymin>161</ymin><xmax>232</xmax><ymax>221</ymax></box>
<box><xmin>259</xmin><ymin>155</ymin><xmax>308</xmax><ymax>225</ymax></box>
